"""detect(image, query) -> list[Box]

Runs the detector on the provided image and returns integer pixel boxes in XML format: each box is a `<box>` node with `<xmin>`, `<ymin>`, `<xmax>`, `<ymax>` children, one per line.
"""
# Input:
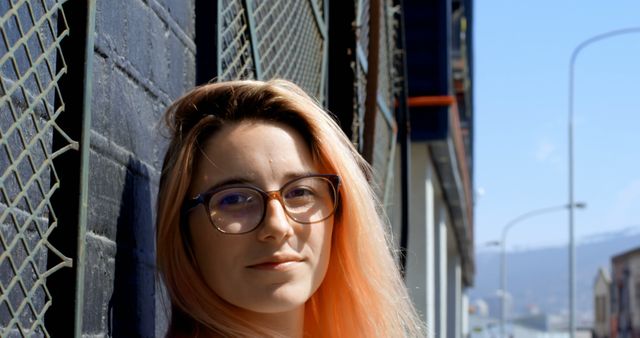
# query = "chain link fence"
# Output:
<box><xmin>0</xmin><ymin>0</ymin><xmax>73</xmax><ymax>336</ymax></box>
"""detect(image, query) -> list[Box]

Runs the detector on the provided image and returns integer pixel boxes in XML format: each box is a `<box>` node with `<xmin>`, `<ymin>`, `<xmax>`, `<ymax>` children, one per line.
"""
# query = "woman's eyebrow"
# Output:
<box><xmin>204</xmin><ymin>171</ymin><xmax>318</xmax><ymax>193</ymax></box>
<box><xmin>281</xmin><ymin>171</ymin><xmax>317</xmax><ymax>181</ymax></box>
<box><xmin>204</xmin><ymin>177</ymin><xmax>253</xmax><ymax>193</ymax></box>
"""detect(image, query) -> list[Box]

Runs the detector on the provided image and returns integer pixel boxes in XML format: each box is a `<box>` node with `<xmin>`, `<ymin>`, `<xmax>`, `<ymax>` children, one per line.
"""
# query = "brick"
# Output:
<box><xmin>81</xmin><ymin>233</ymin><xmax>116</xmax><ymax>335</ymax></box>
<box><xmin>166</xmin><ymin>31</ymin><xmax>195</xmax><ymax>98</ymax></box>
<box><xmin>125</xmin><ymin>0</ymin><xmax>153</xmax><ymax>81</ymax></box>
<box><xmin>148</xmin><ymin>11</ymin><xmax>170</xmax><ymax>94</ymax></box>
<box><xmin>153</xmin><ymin>0</ymin><xmax>195</xmax><ymax>39</ymax></box>
<box><xmin>184</xmin><ymin>48</ymin><xmax>196</xmax><ymax>92</ymax></box>
<box><xmin>87</xmin><ymin>148</ymin><xmax>126</xmax><ymax>239</ymax></box>
<box><xmin>89</xmin><ymin>53</ymin><xmax>114</xmax><ymax>142</ymax></box>
<box><xmin>90</xmin><ymin>63</ymin><xmax>166</xmax><ymax>167</ymax></box>
<box><xmin>95</xmin><ymin>0</ymin><xmax>128</xmax><ymax>58</ymax></box>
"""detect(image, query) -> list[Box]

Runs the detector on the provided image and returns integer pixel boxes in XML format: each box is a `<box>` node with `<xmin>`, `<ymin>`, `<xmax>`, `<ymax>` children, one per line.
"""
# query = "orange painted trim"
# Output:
<box><xmin>408</xmin><ymin>95</ymin><xmax>455</xmax><ymax>107</ymax></box>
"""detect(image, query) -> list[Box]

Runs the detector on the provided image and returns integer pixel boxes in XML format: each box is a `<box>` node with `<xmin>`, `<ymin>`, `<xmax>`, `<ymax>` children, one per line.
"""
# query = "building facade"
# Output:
<box><xmin>594</xmin><ymin>267</ymin><xmax>612</xmax><ymax>338</ymax></box>
<box><xmin>0</xmin><ymin>0</ymin><xmax>474</xmax><ymax>337</ymax></box>
<box><xmin>610</xmin><ymin>247</ymin><xmax>640</xmax><ymax>338</ymax></box>
<box><xmin>402</xmin><ymin>1</ymin><xmax>475</xmax><ymax>337</ymax></box>
<box><xmin>593</xmin><ymin>247</ymin><xmax>640</xmax><ymax>338</ymax></box>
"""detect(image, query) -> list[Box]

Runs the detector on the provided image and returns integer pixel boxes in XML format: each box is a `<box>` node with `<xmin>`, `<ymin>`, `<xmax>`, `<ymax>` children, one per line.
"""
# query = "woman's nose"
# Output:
<box><xmin>257</xmin><ymin>197</ymin><xmax>294</xmax><ymax>241</ymax></box>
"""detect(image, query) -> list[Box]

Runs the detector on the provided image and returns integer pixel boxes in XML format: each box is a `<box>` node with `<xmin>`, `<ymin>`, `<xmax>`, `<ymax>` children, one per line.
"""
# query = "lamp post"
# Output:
<box><xmin>568</xmin><ymin>27</ymin><xmax>640</xmax><ymax>338</ymax></box>
<box><xmin>498</xmin><ymin>203</ymin><xmax>586</xmax><ymax>338</ymax></box>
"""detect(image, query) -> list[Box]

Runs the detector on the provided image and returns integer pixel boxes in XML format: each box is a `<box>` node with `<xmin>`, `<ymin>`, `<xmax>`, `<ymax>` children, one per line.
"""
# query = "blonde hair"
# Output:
<box><xmin>156</xmin><ymin>79</ymin><xmax>424</xmax><ymax>337</ymax></box>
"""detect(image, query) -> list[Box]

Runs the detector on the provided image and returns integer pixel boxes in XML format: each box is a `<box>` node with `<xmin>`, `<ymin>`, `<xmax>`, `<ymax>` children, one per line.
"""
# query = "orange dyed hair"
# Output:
<box><xmin>156</xmin><ymin>80</ymin><xmax>424</xmax><ymax>337</ymax></box>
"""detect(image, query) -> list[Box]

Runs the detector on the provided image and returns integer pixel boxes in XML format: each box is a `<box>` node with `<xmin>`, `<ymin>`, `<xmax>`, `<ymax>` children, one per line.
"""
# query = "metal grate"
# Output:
<box><xmin>218</xmin><ymin>0</ymin><xmax>256</xmax><ymax>81</ymax></box>
<box><xmin>353</xmin><ymin>64</ymin><xmax>367</xmax><ymax>151</ymax></box>
<box><xmin>372</xmin><ymin>108</ymin><xmax>390</xmax><ymax>194</ymax></box>
<box><xmin>377</xmin><ymin>0</ymin><xmax>393</xmax><ymax>110</ymax></box>
<box><xmin>0</xmin><ymin>0</ymin><xmax>73</xmax><ymax>336</ymax></box>
<box><xmin>353</xmin><ymin>0</ymin><xmax>398</xmax><ymax>203</ymax></box>
<box><xmin>252</xmin><ymin>0</ymin><xmax>324</xmax><ymax>100</ymax></box>
<box><xmin>314</xmin><ymin>0</ymin><xmax>323</xmax><ymax>19</ymax></box>
<box><xmin>217</xmin><ymin>0</ymin><xmax>327</xmax><ymax>102</ymax></box>
<box><xmin>389</xmin><ymin>1</ymin><xmax>404</xmax><ymax>101</ymax></box>
<box><xmin>352</xmin><ymin>0</ymin><xmax>370</xmax><ymax>152</ymax></box>
<box><xmin>357</xmin><ymin>0</ymin><xmax>370</xmax><ymax>62</ymax></box>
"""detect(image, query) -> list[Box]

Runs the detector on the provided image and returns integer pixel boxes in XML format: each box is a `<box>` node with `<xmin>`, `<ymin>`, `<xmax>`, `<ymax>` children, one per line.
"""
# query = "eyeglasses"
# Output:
<box><xmin>183</xmin><ymin>174</ymin><xmax>340</xmax><ymax>234</ymax></box>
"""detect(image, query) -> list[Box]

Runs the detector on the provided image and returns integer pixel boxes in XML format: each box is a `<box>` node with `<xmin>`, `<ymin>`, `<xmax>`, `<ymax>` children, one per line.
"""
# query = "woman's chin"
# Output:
<box><xmin>234</xmin><ymin>285</ymin><xmax>311</xmax><ymax>315</ymax></box>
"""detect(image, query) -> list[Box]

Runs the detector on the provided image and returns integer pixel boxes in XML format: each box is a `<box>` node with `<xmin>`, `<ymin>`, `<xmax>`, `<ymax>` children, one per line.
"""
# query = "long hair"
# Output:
<box><xmin>156</xmin><ymin>79</ymin><xmax>424</xmax><ymax>337</ymax></box>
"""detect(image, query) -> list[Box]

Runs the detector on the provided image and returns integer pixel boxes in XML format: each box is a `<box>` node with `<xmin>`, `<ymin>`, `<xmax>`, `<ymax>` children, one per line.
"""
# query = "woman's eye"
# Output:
<box><xmin>285</xmin><ymin>187</ymin><xmax>314</xmax><ymax>199</ymax></box>
<box><xmin>218</xmin><ymin>193</ymin><xmax>253</xmax><ymax>207</ymax></box>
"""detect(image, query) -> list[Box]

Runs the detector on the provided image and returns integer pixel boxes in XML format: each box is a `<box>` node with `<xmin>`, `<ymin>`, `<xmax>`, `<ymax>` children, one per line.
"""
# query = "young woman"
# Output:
<box><xmin>156</xmin><ymin>80</ymin><xmax>424</xmax><ymax>337</ymax></box>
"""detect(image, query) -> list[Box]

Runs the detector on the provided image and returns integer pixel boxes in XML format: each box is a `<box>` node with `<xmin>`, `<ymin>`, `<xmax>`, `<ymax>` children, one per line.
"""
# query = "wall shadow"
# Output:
<box><xmin>108</xmin><ymin>157</ymin><xmax>155</xmax><ymax>337</ymax></box>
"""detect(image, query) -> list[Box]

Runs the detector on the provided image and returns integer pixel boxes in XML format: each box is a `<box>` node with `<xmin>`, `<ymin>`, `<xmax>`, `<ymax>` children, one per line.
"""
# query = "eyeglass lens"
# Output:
<box><xmin>207</xmin><ymin>176</ymin><xmax>337</xmax><ymax>233</ymax></box>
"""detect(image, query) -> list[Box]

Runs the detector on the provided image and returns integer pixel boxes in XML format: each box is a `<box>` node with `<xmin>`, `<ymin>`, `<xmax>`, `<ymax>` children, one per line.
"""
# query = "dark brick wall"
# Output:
<box><xmin>84</xmin><ymin>0</ymin><xmax>195</xmax><ymax>336</ymax></box>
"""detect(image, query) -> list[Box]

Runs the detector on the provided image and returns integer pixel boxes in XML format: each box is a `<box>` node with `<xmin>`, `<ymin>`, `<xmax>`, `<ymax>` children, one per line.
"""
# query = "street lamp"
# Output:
<box><xmin>498</xmin><ymin>203</ymin><xmax>586</xmax><ymax>338</ymax></box>
<box><xmin>568</xmin><ymin>27</ymin><xmax>640</xmax><ymax>338</ymax></box>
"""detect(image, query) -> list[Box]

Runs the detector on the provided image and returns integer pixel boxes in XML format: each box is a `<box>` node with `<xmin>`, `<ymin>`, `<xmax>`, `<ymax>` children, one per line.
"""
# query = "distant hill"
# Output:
<box><xmin>469</xmin><ymin>227</ymin><xmax>640</xmax><ymax>325</ymax></box>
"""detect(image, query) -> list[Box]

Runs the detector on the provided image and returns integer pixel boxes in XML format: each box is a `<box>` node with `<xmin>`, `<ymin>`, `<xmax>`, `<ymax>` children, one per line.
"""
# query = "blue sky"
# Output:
<box><xmin>474</xmin><ymin>1</ymin><xmax>640</xmax><ymax>251</ymax></box>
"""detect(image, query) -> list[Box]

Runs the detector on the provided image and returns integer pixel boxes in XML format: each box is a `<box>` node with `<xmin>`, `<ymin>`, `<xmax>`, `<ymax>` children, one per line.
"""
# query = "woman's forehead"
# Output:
<box><xmin>192</xmin><ymin>121</ymin><xmax>320</xmax><ymax>191</ymax></box>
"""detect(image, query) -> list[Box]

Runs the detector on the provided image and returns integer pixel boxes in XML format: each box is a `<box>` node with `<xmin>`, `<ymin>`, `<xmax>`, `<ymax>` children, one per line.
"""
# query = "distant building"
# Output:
<box><xmin>594</xmin><ymin>267</ymin><xmax>611</xmax><ymax>338</ymax></box>
<box><xmin>514</xmin><ymin>313</ymin><xmax>552</xmax><ymax>331</ymax></box>
<box><xmin>469</xmin><ymin>313</ymin><xmax>593</xmax><ymax>338</ymax></box>
<box><xmin>610</xmin><ymin>247</ymin><xmax>640</xmax><ymax>338</ymax></box>
<box><xmin>513</xmin><ymin>312</ymin><xmax>569</xmax><ymax>333</ymax></box>
<box><xmin>471</xmin><ymin>299</ymin><xmax>490</xmax><ymax>317</ymax></box>
<box><xmin>483</xmin><ymin>291</ymin><xmax>512</xmax><ymax>319</ymax></box>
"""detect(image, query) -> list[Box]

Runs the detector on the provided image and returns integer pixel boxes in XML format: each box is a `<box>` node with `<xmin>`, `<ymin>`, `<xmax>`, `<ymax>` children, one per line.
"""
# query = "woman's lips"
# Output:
<box><xmin>247</xmin><ymin>256</ymin><xmax>304</xmax><ymax>271</ymax></box>
<box><xmin>248</xmin><ymin>261</ymin><xmax>301</xmax><ymax>270</ymax></box>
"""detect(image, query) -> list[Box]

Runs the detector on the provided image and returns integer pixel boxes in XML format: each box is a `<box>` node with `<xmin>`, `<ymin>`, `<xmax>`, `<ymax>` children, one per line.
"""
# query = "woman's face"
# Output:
<box><xmin>187</xmin><ymin>120</ymin><xmax>334</xmax><ymax>315</ymax></box>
